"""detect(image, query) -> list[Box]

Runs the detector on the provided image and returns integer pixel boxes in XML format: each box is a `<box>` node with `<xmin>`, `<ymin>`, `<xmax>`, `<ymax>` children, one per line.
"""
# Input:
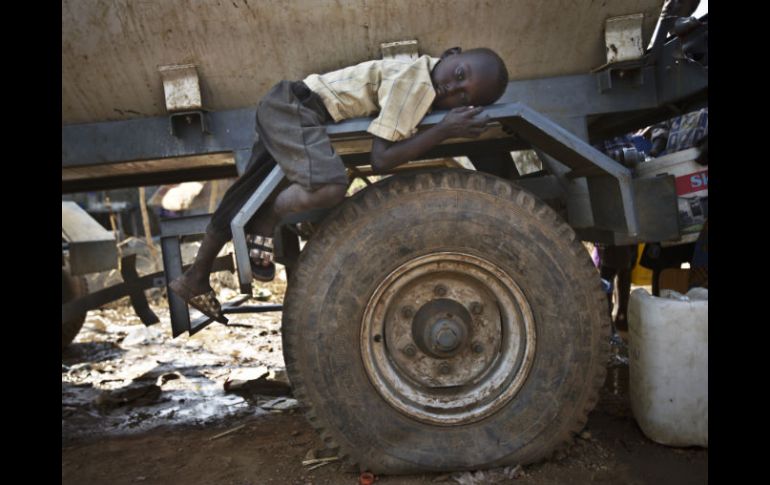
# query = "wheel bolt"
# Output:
<box><xmin>472</xmin><ymin>342</ymin><xmax>484</xmax><ymax>354</ymax></box>
<box><xmin>439</xmin><ymin>362</ymin><xmax>452</xmax><ymax>375</ymax></box>
<box><xmin>401</xmin><ymin>306</ymin><xmax>414</xmax><ymax>319</ymax></box>
<box><xmin>402</xmin><ymin>344</ymin><xmax>417</xmax><ymax>357</ymax></box>
<box><xmin>434</xmin><ymin>285</ymin><xmax>447</xmax><ymax>297</ymax></box>
<box><xmin>470</xmin><ymin>302</ymin><xmax>484</xmax><ymax>315</ymax></box>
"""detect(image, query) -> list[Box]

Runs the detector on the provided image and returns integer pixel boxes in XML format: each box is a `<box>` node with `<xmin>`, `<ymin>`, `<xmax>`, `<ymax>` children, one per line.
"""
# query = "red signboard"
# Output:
<box><xmin>675</xmin><ymin>170</ymin><xmax>708</xmax><ymax>195</ymax></box>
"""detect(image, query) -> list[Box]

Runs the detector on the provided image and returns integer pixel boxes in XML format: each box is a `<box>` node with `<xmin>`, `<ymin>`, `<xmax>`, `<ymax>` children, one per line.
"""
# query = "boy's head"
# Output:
<box><xmin>431</xmin><ymin>47</ymin><xmax>508</xmax><ymax>110</ymax></box>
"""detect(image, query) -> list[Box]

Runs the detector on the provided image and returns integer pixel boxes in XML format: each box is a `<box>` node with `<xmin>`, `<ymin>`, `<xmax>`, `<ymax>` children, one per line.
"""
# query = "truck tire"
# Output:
<box><xmin>282</xmin><ymin>169</ymin><xmax>609</xmax><ymax>473</ymax></box>
<box><xmin>62</xmin><ymin>266</ymin><xmax>88</xmax><ymax>350</ymax></box>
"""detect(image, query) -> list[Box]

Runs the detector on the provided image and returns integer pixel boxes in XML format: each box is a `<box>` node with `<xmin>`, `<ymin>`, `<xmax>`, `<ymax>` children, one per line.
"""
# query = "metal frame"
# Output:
<box><xmin>62</xmin><ymin>21</ymin><xmax>707</xmax><ymax>335</ymax></box>
<box><xmin>62</xmin><ymin>30</ymin><xmax>706</xmax><ymax>191</ymax></box>
<box><xmin>230</xmin><ymin>164</ymin><xmax>285</xmax><ymax>292</ymax></box>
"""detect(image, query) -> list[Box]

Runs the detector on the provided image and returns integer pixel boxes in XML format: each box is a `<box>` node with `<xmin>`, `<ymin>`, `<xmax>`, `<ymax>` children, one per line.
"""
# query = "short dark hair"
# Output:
<box><xmin>466</xmin><ymin>48</ymin><xmax>509</xmax><ymax>105</ymax></box>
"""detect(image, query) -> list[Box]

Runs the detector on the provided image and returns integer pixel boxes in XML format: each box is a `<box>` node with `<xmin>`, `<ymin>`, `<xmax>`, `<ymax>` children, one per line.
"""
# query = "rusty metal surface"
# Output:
<box><xmin>361</xmin><ymin>252</ymin><xmax>536</xmax><ymax>425</ymax></box>
<box><xmin>62</xmin><ymin>0</ymin><xmax>663</xmax><ymax>124</ymax></box>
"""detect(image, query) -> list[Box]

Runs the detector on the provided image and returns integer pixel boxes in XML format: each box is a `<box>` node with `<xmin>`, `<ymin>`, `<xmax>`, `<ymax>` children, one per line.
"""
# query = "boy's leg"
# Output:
<box><xmin>272</xmin><ymin>182</ymin><xmax>347</xmax><ymax>216</ymax></box>
<box><xmin>168</xmin><ymin>229</ymin><xmax>229</xmax><ymax>299</ymax></box>
<box><xmin>243</xmin><ymin>183</ymin><xmax>346</xmax><ymax>270</ymax></box>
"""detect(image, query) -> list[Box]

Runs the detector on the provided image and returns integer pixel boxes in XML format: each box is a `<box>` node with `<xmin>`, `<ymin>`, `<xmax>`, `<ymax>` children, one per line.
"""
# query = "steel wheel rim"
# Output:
<box><xmin>361</xmin><ymin>252</ymin><xmax>537</xmax><ymax>425</ymax></box>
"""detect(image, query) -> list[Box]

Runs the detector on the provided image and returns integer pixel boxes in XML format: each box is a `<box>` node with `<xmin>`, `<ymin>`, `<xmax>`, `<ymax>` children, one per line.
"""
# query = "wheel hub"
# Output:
<box><xmin>412</xmin><ymin>299</ymin><xmax>470</xmax><ymax>359</ymax></box>
<box><xmin>361</xmin><ymin>252</ymin><xmax>537</xmax><ymax>425</ymax></box>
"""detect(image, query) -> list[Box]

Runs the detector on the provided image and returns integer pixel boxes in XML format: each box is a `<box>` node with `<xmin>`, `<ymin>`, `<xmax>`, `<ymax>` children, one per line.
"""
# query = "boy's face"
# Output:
<box><xmin>431</xmin><ymin>51</ymin><xmax>500</xmax><ymax>110</ymax></box>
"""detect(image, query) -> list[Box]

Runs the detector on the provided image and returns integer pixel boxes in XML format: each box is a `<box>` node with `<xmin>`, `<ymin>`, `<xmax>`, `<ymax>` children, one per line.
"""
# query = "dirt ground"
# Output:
<box><xmin>62</xmin><ymin>278</ymin><xmax>707</xmax><ymax>485</ymax></box>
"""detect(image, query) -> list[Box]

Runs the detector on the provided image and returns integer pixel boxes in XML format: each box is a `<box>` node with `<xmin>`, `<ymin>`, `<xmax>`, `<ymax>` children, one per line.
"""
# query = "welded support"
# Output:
<box><xmin>120</xmin><ymin>254</ymin><xmax>159</xmax><ymax>325</ymax></box>
<box><xmin>160</xmin><ymin>214</ymin><xmax>211</xmax><ymax>337</ymax></box>
<box><xmin>230</xmin><ymin>164</ymin><xmax>285</xmax><ymax>293</ymax></box>
<box><xmin>481</xmin><ymin>103</ymin><xmax>640</xmax><ymax>236</ymax></box>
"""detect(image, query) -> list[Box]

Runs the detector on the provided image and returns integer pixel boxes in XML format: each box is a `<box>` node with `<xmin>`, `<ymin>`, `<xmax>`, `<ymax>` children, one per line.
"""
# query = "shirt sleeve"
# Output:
<box><xmin>366</xmin><ymin>65</ymin><xmax>436</xmax><ymax>142</ymax></box>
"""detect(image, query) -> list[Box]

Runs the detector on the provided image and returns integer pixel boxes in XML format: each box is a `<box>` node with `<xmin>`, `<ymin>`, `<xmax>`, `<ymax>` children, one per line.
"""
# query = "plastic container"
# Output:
<box><xmin>628</xmin><ymin>287</ymin><xmax>708</xmax><ymax>447</ymax></box>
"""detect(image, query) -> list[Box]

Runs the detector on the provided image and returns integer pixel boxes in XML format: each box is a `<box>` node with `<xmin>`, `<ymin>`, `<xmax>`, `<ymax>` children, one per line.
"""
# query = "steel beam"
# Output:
<box><xmin>62</xmin><ymin>108</ymin><xmax>256</xmax><ymax>168</ymax></box>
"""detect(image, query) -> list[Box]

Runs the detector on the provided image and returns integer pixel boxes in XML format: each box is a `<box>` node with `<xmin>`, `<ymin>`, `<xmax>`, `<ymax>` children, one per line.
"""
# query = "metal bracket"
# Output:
<box><xmin>169</xmin><ymin>110</ymin><xmax>210</xmax><ymax>137</ymax></box>
<box><xmin>595</xmin><ymin>62</ymin><xmax>645</xmax><ymax>93</ymax></box>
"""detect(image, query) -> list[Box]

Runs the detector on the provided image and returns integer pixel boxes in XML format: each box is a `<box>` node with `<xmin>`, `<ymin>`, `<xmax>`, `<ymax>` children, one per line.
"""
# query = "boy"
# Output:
<box><xmin>170</xmin><ymin>47</ymin><xmax>509</xmax><ymax>322</ymax></box>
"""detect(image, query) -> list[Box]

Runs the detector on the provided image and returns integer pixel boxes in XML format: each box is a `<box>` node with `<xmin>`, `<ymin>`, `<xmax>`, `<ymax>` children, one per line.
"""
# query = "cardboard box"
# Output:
<box><xmin>658</xmin><ymin>268</ymin><xmax>691</xmax><ymax>294</ymax></box>
<box><xmin>634</xmin><ymin>148</ymin><xmax>708</xmax><ymax>245</ymax></box>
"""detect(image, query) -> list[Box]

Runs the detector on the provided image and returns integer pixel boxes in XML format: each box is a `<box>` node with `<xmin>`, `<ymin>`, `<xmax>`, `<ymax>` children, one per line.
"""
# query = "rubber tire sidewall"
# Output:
<box><xmin>62</xmin><ymin>265</ymin><xmax>88</xmax><ymax>350</ymax></box>
<box><xmin>283</xmin><ymin>170</ymin><xmax>608</xmax><ymax>473</ymax></box>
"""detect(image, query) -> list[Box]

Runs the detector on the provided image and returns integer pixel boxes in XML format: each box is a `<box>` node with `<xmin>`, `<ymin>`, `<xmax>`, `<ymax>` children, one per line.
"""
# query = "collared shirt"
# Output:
<box><xmin>303</xmin><ymin>55</ymin><xmax>440</xmax><ymax>142</ymax></box>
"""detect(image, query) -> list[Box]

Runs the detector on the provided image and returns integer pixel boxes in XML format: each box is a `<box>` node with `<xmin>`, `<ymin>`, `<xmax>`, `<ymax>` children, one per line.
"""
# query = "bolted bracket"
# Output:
<box><xmin>168</xmin><ymin>110</ymin><xmax>210</xmax><ymax>137</ymax></box>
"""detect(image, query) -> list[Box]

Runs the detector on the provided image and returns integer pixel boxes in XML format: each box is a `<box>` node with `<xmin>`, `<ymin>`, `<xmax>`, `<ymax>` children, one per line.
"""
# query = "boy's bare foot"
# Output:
<box><xmin>168</xmin><ymin>271</ymin><xmax>211</xmax><ymax>299</ymax></box>
<box><xmin>168</xmin><ymin>273</ymin><xmax>228</xmax><ymax>324</ymax></box>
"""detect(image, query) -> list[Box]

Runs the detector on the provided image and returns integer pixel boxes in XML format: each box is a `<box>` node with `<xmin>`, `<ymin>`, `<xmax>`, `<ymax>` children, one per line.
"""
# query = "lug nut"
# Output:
<box><xmin>402</xmin><ymin>344</ymin><xmax>417</xmax><ymax>357</ymax></box>
<box><xmin>472</xmin><ymin>342</ymin><xmax>484</xmax><ymax>354</ymax></box>
<box><xmin>470</xmin><ymin>302</ymin><xmax>484</xmax><ymax>315</ymax></box>
<box><xmin>439</xmin><ymin>362</ymin><xmax>452</xmax><ymax>375</ymax></box>
<box><xmin>434</xmin><ymin>285</ymin><xmax>447</xmax><ymax>297</ymax></box>
<box><xmin>401</xmin><ymin>306</ymin><xmax>414</xmax><ymax>319</ymax></box>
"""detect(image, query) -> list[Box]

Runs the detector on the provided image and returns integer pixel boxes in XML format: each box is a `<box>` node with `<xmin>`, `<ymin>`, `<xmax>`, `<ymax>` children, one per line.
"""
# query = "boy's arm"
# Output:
<box><xmin>370</xmin><ymin>106</ymin><xmax>490</xmax><ymax>173</ymax></box>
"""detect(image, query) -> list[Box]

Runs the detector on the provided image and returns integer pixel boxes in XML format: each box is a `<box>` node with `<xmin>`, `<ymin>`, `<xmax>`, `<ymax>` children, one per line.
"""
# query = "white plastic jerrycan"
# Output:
<box><xmin>628</xmin><ymin>287</ymin><xmax>708</xmax><ymax>447</ymax></box>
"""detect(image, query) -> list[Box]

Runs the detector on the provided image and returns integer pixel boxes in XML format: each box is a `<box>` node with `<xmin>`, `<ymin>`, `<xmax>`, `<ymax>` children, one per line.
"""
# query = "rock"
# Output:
<box><xmin>122</xmin><ymin>326</ymin><xmax>164</xmax><ymax>347</ymax></box>
<box><xmin>580</xmin><ymin>431</ymin><xmax>592</xmax><ymax>440</ymax></box>
<box><xmin>270</xmin><ymin>369</ymin><xmax>291</xmax><ymax>386</ymax></box>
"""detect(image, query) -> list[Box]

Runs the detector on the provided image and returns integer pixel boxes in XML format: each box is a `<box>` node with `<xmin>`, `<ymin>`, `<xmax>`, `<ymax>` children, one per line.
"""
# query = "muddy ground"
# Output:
<box><xmin>62</xmin><ymin>276</ymin><xmax>707</xmax><ymax>485</ymax></box>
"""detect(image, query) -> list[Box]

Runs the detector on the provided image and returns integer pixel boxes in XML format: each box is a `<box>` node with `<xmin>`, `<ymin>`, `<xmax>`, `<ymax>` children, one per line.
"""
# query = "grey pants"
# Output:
<box><xmin>208</xmin><ymin>81</ymin><xmax>348</xmax><ymax>239</ymax></box>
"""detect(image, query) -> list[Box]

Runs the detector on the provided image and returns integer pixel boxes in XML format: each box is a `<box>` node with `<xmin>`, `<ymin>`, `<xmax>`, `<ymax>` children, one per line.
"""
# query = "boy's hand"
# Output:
<box><xmin>438</xmin><ymin>106</ymin><xmax>490</xmax><ymax>138</ymax></box>
<box><xmin>370</xmin><ymin>106</ymin><xmax>490</xmax><ymax>172</ymax></box>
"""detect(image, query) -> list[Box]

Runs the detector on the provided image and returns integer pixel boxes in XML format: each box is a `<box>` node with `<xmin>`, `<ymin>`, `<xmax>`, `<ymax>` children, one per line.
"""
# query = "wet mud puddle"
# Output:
<box><xmin>62</xmin><ymin>302</ymin><xmax>294</xmax><ymax>441</ymax></box>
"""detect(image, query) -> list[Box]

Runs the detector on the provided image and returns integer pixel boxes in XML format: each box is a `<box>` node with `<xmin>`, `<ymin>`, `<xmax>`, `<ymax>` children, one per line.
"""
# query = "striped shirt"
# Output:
<box><xmin>303</xmin><ymin>55</ymin><xmax>440</xmax><ymax>142</ymax></box>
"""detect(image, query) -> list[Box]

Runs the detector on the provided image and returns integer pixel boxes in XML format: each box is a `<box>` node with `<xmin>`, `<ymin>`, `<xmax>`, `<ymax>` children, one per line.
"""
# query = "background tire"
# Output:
<box><xmin>62</xmin><ymin>265</ymin><xmax>88</xmax><ymax>350</ymax></box>
<box><xmin>282</xmin><ymin>169</ymin><xmax>609</xmax><ymax>473</ymax></box>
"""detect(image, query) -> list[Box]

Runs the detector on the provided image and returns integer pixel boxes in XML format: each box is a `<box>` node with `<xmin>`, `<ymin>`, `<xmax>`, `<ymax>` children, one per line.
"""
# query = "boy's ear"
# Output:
<box><xmin>440</xmin><ymin>47</ymin><xmax>462</xmax><ymax>59</ymax></box>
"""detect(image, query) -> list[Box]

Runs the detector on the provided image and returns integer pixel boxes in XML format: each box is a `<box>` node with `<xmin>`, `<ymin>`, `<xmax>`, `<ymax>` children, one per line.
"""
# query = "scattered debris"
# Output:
<box><xmin>224</xmin><ymin>369</ymin><xmax>292</xmax><ymax>400</ymax></box>
<box><xmin>306</xmin><ymin>460</ymin><xmax>338</xmax><ymax>471</ymax></box>
<box><xmin>122</xmin><ymin>326</ymin><xmax>165</xmax><ymax>347</ymax></box>
<box><xmin>358</xmin><ymin>471</ymin><xmax>375</xmax><ymax>485</ymax></box>
<box><xmin>260</xmin><ymin>397</ymin><xmax>299</xmax><ymax>411</ymax></box>
<box><xmin>507</xmin><ymin>465</ymin><xmax>525</xmax><ymax>479</ymax></box>
<box><xmin>94</xmin><ymin>383</ymin><xmax>162</xmax><ymax>410</ymax></box>
<box><xmin>449</xmin><ymin>465</ymin><xmax>525</xmax><ymax>484</ymax></box>
<box><xmin>159</xmin><ymin>372</ymin><xmax>181</xmax><ymax>385</ymax></box>
<box><xmin>208</xmin><ymin>424</ymin><xmax>246</xmax><ymax>441</ymax></box>
<box><xmin>302</xmin><ymin>457</ymin><xmax>340</xmax><ymax>467</ymax></box>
